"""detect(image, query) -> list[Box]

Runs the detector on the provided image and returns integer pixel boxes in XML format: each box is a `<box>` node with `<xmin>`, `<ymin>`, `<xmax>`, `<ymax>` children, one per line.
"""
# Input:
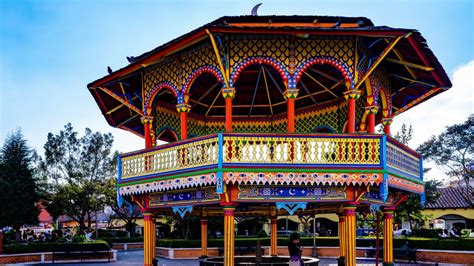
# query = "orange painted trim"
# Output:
<box><xmin>287</xmin><ymin>98</ymin><xmax>295</xmax><ymax>133</ymax></box>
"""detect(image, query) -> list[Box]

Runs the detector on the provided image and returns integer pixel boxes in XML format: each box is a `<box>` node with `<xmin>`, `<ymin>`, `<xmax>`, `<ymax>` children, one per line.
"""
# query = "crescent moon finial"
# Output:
<box><xmin>251</xmin><ymin>3</ymin><xmax>262</xmax><ymax>16</ymax></box>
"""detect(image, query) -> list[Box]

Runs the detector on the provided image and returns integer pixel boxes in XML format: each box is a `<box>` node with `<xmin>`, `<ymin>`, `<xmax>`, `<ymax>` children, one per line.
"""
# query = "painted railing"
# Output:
<box><xmin>385</xmin><ymin>136</ymin><xmax>423</xmax><ymax>180</ymax></box>
<box><xmin>120</xmin><ymin>134</ymin><xmax>219</xmax><ymax>180</ymax></box>
<box><xmin>119</xmin><ymin>133</ymin><xmax>422</xmax><ymax>181</ymax></box>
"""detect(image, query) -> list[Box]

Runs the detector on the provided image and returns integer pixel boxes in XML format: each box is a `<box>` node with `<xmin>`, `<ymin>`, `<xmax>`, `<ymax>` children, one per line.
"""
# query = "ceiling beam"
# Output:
<box><xmin>97</xmin><ymin>87</ymin><xmax>144</xmax><ymax>116</ymax></box>
<box><xmin>304</xmin><ymin>72</ymin><xmax>338</xmax><ymax>98</ymax></box>
<box><xmin>385</xmin><ymin>57</ymin><xmax>435</xmax><ymax>71</ymax></box>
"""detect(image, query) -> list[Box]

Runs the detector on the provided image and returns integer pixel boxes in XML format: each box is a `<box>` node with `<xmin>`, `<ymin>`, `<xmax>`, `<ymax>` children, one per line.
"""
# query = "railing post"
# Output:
<box><xmin>216</xmin><ymin>133</ymin><xmax>224</xmax><ymax>194</ymax></box>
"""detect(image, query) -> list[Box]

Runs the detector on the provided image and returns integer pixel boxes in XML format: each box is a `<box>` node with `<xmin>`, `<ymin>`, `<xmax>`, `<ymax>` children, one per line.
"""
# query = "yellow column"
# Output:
<box><xmin>338</xmin><ymin>213</ymin><xmax>346</xmax><ymax>258</ymax></box>
<box><xmin>143</xmin><ymin>212</ymin><xmax>156</xmax><ymax>266</ymax></box>
<box><xmin>270</xmin><ymin>218</ymin><xmax>278</xmax><ymax>256</ymax></box>
<box><xmin>344</xmin><ymin>204</ymin><xmax>358</xmax><ymax>266</ymax></box>
<box><xmin>223</xmin><ymin>206</ymin><xmax>235</xmax><ymax>266</ymax></box>
<box><xmin>383</xmin><ymin>207</ymin><xmax>395</xmax><ymax>266</ymax></box>
<box><xmin>201</xmin><ymin>219</ymin><xmax>208</xmax><ymax>257</ymax></box>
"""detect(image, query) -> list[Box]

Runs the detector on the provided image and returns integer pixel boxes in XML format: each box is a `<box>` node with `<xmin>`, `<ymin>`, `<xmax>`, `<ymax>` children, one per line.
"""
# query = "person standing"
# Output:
<box><xmin>288</xmin><ymin>232</ymin><xmax>303</xmax><ymax>266</ymax></box>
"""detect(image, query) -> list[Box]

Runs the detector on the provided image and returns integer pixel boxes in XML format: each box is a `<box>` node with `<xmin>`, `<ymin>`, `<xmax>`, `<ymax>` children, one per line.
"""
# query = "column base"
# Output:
<box><xmin>383</xmin><ymin>263</ymin><xmax>394</xmax><ymax>266</ymax></box>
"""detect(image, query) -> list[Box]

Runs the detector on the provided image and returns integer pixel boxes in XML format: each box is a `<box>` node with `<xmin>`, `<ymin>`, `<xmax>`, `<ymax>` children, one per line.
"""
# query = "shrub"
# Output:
<box><xmin>411</xmin><ymin>229</ymin><xmax>441</xmax><ymax>239</ymax></box>
<box><xmin>257</xmin><ymin>230</ymin><xmax>267</xmax><ymax>238</ymax></box>
<box><xmin>100</xmin><ymin>237</ymin><xmax>143</xmax><ymax>245</ymax></box>
<box><xmin>3</xmin><ymin>240</ymin><xmax>111</xmax><ymax>254</ymax></box>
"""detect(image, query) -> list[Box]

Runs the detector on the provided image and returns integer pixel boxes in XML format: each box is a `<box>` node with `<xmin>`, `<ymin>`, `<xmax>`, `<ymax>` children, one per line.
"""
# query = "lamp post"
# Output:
<box><xmin>311</xmin><ymin>213</ymin><xmax>318</xmax><ymax>257</ymax></box>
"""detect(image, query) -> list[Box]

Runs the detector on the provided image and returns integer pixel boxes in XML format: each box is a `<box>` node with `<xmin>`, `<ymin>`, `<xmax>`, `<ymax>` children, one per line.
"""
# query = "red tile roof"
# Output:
<box><xmin>425</xmin><ymin>187</ymin><xmax>474</xmax><ymax>209</ymax></box>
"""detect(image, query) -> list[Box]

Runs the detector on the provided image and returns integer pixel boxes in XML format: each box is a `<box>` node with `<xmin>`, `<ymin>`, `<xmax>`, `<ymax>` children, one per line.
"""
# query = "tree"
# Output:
<box><xmin>417</xmin><ymin>116</ymin><xmax>473</xmax><ymax>206</ymax></box>
<box><xmin>103</xmin><ymin>177</ymin><xmax>141</xmax><ymax>236</ymax></box>
<box><xmin>393</xmin><ymin>123</ymin><xmax>413</xmax><ymax>145</ymax></box>
<box><xmin>394</xmin><ymin>179</ymin><xmax>442</xmax><ymax>230</ymax></box>
<box><xmin>0</xmin><ymin>130</ymin><xmax>39</xmax><ymax>241</ymax></box>
<box><xmin>38</xmin><ymin>124</ymin><xmax>117</xmax><ymax>234</ymax></box>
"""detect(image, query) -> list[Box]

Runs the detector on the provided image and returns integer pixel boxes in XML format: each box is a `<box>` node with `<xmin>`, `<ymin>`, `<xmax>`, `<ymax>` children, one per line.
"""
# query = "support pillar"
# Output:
<box><xmin>176</xmin><ymin>103</ymin><xmax>191</xmax><ymax>140</ymax></box>
<box><xmin>338</xmin><ymin>213</ymin><xmax>346</xmax><ymax>259</ymax></box>
<box><xmin>382</xmin><ymin>117</ymin><xmax>393</xmax><ymax>135</ymax></box>
<box><xmin>200</xmin><ymin>219</ymin><xmax>208</xmax><ymax>258</ymax></box>
<box><xmin>222</xmin><ymin>88</ymin><xmax>235</xmax><ymax>132</ymax></box>
<box><xmin>141</xmin><ymin>116</ymin><xmax>154</xmax><ymax>148</ymax></box>
<box><xmin>365</xmin><ymin>105</ymin><xmax>379</xmax><ymax>134</ymax></box>
<box><xmin>223</xmin><ymin>206</ymin><xmax>235</xmax><ymax>266</ymax></box>
<box><xmin>344</xmin><ymin>204</ymin><xmax>358</xmax><ymax>266</ymax></box>
<box><xmin>344</xmin><ymin>90</ymin><xmax>361</xmax><ymax>133</ymax></box>
<box><xmin>143</xmin><ymin>212</ymin><xmax>156</xmax><ymax>266</ymax></box>
<box><xmin>270</xmin><ymin>218</ymin><xmax>278</xmax><ymax>256</ymax></box>
<box><xmin>285</xmin><ymin>88</ymin><xmax>298</xmax><ymax>133</ymax></box>
<box><xmin>383</xmin><ymin>207</ymin><xmax>395</xmax><ymax>266</ymax></box>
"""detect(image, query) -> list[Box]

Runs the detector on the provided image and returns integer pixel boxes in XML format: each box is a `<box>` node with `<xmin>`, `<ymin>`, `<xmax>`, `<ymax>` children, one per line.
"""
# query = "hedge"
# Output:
<box><xmin>156</xmin><ymin>237</ymin><xmax>474</xmax><ymax>251</ymax></box>
<box><xmin>3</xmin><ymin>240</ymin><xmax>111</xmax><ymax>254</ymax></box>
<box><xmin>100</xmin><ymin>237</ymin><xmax>144</xmax><ymax>245</ymax></box>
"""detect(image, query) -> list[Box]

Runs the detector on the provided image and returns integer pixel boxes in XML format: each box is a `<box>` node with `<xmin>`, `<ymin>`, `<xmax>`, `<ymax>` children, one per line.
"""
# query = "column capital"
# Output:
<box><xmin>140</xmin><ymin>116</ymin><xmax>154</xmax><ymax>125</ymax></box>
<box><xmin>343</xmin><ymin>89</ymin><xmax>362</xmax><ymax>100</ymax></box>
<box><xmin>176</xmin><ymin>103</ymin><xmax>191</xmax><ymax>113</ymax></box>
<box><xmin>365</xmin><ymin>105</ymin><xmax>380</xmax><ymax>114</ymax></box>
<box><xmin>222</xmin><ymin>87</ymin><xmax>236</xmax><ymax>99</ymax></box>
<box><xmin>381</xmin><ymin>117</ymin><xmax>393</xmax><ymax>126</ymax></box>
<box><xmin>284</xmin><ymin>88</ymin><xmax>299</xmax><ymax>100</ymax></box>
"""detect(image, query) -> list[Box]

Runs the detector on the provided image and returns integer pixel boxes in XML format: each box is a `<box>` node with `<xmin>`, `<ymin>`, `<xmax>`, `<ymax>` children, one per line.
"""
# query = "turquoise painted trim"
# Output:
<box><xmin>216</xmin><ymin>132</ymin><xmax>224</xmax><ymax>194</ymax></box>
<box><xmin>117</xmin><ymin>155</ymin><xmax>123</xmax><ymax>207</ymax></box>
<box><xmin>381</xmin><ymin>135</ymin><xmax>387</xmax><ymax>170</ymax></box>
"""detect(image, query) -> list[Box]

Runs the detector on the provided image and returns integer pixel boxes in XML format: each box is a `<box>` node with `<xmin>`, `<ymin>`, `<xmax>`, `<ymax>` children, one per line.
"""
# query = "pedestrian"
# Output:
<box><xmin>288</xmin><ymin>232</ymin><xmax>303</xmax><ymax>266</ymax></box>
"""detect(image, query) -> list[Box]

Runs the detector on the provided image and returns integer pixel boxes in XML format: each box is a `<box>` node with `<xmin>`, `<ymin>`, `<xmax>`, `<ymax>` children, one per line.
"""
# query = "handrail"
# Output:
<box><xmin>119</xmin><ymin>133</ymin><xmax>422</xmax><ymax>181</ymax></box>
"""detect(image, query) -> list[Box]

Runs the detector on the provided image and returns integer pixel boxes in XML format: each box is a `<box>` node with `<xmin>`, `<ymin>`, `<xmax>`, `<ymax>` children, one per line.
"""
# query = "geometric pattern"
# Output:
<box><xmin>150</xmin><ymin>187</ymin><xmax>220</xmax><ymax>206</ymax></box>
<box><xmin>224</xmin><ymin>172</ymin><xmax>382</xmax><ymax>187</ymax></box>
<box><xmin>238</xmin><ymin>185</ymin><xmax>346</xmax><ymax>201</ymax></box>
<box><xmin>388</xmin><ymin>175</ymin><xmax>424</xmax><ymax>194</ymax></box>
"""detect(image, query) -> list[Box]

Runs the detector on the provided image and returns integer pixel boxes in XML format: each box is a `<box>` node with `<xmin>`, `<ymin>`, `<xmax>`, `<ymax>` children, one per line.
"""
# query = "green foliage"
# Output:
<box><xmin>100</xmin><ymin>237</ymin><xmax>143</xmax><ymax>245</ymax></box>
<box><xmin>394</xmin><ymin>180</ymin><xmax>442</xmax><ymax>229</ymax></box>
<box><xmin>411</xmin><ymin>229</ymin><xmax>442</xmax><ymax>238</ymax></box>
<box><xmin>155</xmin><ymin>237</ymin><xmax>474</xmax><ymax>251</ymax></box>
<box><xmin>37</xmin><ymin>124</ymin><xmax>117</xmax><ymax>233</ymax></box>
<box><xmin>0</xmin><ymin>130</ymin><xmax>39</xmax><ymax>231</ymax></box>
<box><xmin>3</xmin><ymin>240</ymin><xmax>111</xmax><ymax>254</ymax></box>
<box><xmin>417</xmin><ymin>117</ymin><xmax>473</xmax><ymax>206</ymax></box>
<box><xmin>257</xmin><ymin>229</ymin><xmax>267</xmax><ymax>238</ymax></box>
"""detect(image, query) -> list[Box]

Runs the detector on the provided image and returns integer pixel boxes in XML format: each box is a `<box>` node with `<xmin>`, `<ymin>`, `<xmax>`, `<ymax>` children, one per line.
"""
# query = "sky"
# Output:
<box><xmin>1</xmin><ymin>0</ymin><xmax>473</xmax><ymax>182</ymax></box>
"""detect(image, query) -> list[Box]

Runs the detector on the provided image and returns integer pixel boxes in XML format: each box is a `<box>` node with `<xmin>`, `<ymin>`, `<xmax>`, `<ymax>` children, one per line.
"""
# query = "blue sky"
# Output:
<box><xmin>1</xmin><ymin>0</ymin><xmax>473</xmax><ymax>181</ymax></box>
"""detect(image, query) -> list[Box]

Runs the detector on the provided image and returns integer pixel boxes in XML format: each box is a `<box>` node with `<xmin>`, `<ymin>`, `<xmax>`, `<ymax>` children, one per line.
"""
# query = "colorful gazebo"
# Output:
<box><xmin>88</xmin><ymin>15</ymin><xmax>451</xmax><ymax>266</ymax></box>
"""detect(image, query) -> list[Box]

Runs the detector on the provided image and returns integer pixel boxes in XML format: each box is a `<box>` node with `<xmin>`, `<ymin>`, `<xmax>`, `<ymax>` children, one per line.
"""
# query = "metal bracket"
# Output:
<box><xmin>172</xmin><ymin>206</ymin><xmax>193</xmax><ymax>218</ymax></box>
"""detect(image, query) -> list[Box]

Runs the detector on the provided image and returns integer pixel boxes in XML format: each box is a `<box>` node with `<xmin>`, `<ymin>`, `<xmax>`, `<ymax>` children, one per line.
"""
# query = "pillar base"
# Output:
<box><xmin>383</xmin><ymin>263</ymin><xmax>394</xmax><ymax>266</ymax></box>
<box><xmin>337</xmin><ymin>256</ymin><xmax>345</xmax><ymax>266</ymax></box>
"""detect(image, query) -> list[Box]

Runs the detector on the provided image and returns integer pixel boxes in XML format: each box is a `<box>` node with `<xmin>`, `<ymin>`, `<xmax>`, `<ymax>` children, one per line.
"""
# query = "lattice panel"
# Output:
<box><xmin>181</xmin><ymin>44</ymin><xmax>221</xmax><ymax>79</ymax></box>
<box><xmin>153</xmin><ymin>105</ymin><xmax>181</xmax><ymax>140</ymax></box>
<box><xmin>294</xmin><ymin>37</ymin><xmax>355</xmax><ymax>76</ymax></box>
<box><xmin>229</xmin><ymin>36</ymin><xmax>291</xmax><ymax>74</ymax></box>
<box><xmin>295</xmin><ymin>105</ymin><xmax>343</xmax><ymax>133</ymax></box>
<box><xmin>188</xmin><ymin>118</ymin><xmax>207</xmax><ymax>137</ymax></box>
<box><xmin>144</xmin><ymin>59</ymin><xmax>181</xmax><ymax>100</ymax></box>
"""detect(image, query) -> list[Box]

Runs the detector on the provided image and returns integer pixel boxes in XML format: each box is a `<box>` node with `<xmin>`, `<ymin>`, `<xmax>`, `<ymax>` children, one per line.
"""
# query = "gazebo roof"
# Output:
<box><xmin>88</xmin><ymin>15</ymin><xmax>451</xmax><ymax>137</ymax></box>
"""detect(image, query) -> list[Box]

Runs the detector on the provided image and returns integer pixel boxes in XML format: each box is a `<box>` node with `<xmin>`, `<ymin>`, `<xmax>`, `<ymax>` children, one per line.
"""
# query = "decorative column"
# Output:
<box><xmin>344</xmin><ymin>203</ymin><xmax>358</xmax><ymax>266</ymax></box>
<box><xmin>223</xmin><ymin>206</ymin><xmax>236</xmax><ymax>266</ymax></box>
<box><xmin>222</xmin><ymin>88</ymin><xmax>235</xmax><ymax>132</ymax></box>
<box><xmin>344</xmin><ymin>90</ymin><xmax>361</xmax><ymax>133</ymax></box>
<box><xmin>338</xmin><ymin>213</ymin><xmax>346</xmax><ymax>259</ymax></box>
<box><xmin>200</xmin><ymin>219</ymin><xmax>208</xmax><ymax>258</ymax></box>
<box><xmin>285</xmin><ymin>88</ymin><xmax>299</xmax><ymax>133</ymax></box>
<box><xmin>143</xmin><ymin>212</ymin><xmax>156</xmax><ymax>266</ymax></box>
<box><xmin>383</xmin><ymin>207</ymin><xmax>395</xmax><ymax>266</ymax></box>
<box><xmin>176</xmin><ymin>103</ymin><xmax>191</xmax><ymax>140</ymax></box>
<box><xmin>382</xmin><ymin>117</ymin><xmax>392</xmax><ymax>135</ymax></box>
<box><xmin>270</xmin><ymin>217</ymin><xmax>278</xmax><ymax>256</ymax></box>
<box><xmin>365</xmin><ymin>105</ymin><xmax>379</xmax><ymax>134</ymax></box>
<box><xmin>141</xmin><ymin>116</ymin><xmax>154</xmax><ymax>148</ymax></box>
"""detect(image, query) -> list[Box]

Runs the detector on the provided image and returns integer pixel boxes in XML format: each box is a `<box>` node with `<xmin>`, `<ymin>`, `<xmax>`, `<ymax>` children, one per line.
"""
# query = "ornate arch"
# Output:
<box><xmin>293</xmin><ymin>56</ymin><xmax>354</xmax><ymax>90</ymax></box>
<box><xmin>144</xmin><ymin>81</ymin><xmax>179</xmax><ymax>114</ymax></box>
<box><xmin>230</xmin><ymin>56</ymin><xmax>290</xmax><ymax>87</ymax></box>
<box><xmin>183</xmin><ymin>65</ymin><xmax>226</xmax><ymax>95</ymax></box>
<box><xmin>156</xmin><ymin>126</ymin><xmax>179</xmax><ymax>141</ymax></box>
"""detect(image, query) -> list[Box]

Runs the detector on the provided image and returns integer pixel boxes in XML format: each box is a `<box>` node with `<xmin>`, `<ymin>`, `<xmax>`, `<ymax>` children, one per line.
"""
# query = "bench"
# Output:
<box><xmin>52</xmin><ymin>250</ymin><xmax>111</xmax><ymax>263</ymax></box>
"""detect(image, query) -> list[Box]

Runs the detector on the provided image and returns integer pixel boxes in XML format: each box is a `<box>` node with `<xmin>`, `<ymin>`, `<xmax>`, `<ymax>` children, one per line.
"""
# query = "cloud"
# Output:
<box><xmin>391</xmin><ymin>60</ymin><xmax>473</xmax><ymax>181</ymax></box>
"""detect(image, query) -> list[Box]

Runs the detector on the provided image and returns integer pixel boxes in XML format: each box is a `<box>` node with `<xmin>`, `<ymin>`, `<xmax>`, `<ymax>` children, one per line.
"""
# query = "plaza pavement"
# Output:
<box><xmin>37</xmin><ymin>250</ymin><xmax>464</xmax><ymax>266</ymax></box>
